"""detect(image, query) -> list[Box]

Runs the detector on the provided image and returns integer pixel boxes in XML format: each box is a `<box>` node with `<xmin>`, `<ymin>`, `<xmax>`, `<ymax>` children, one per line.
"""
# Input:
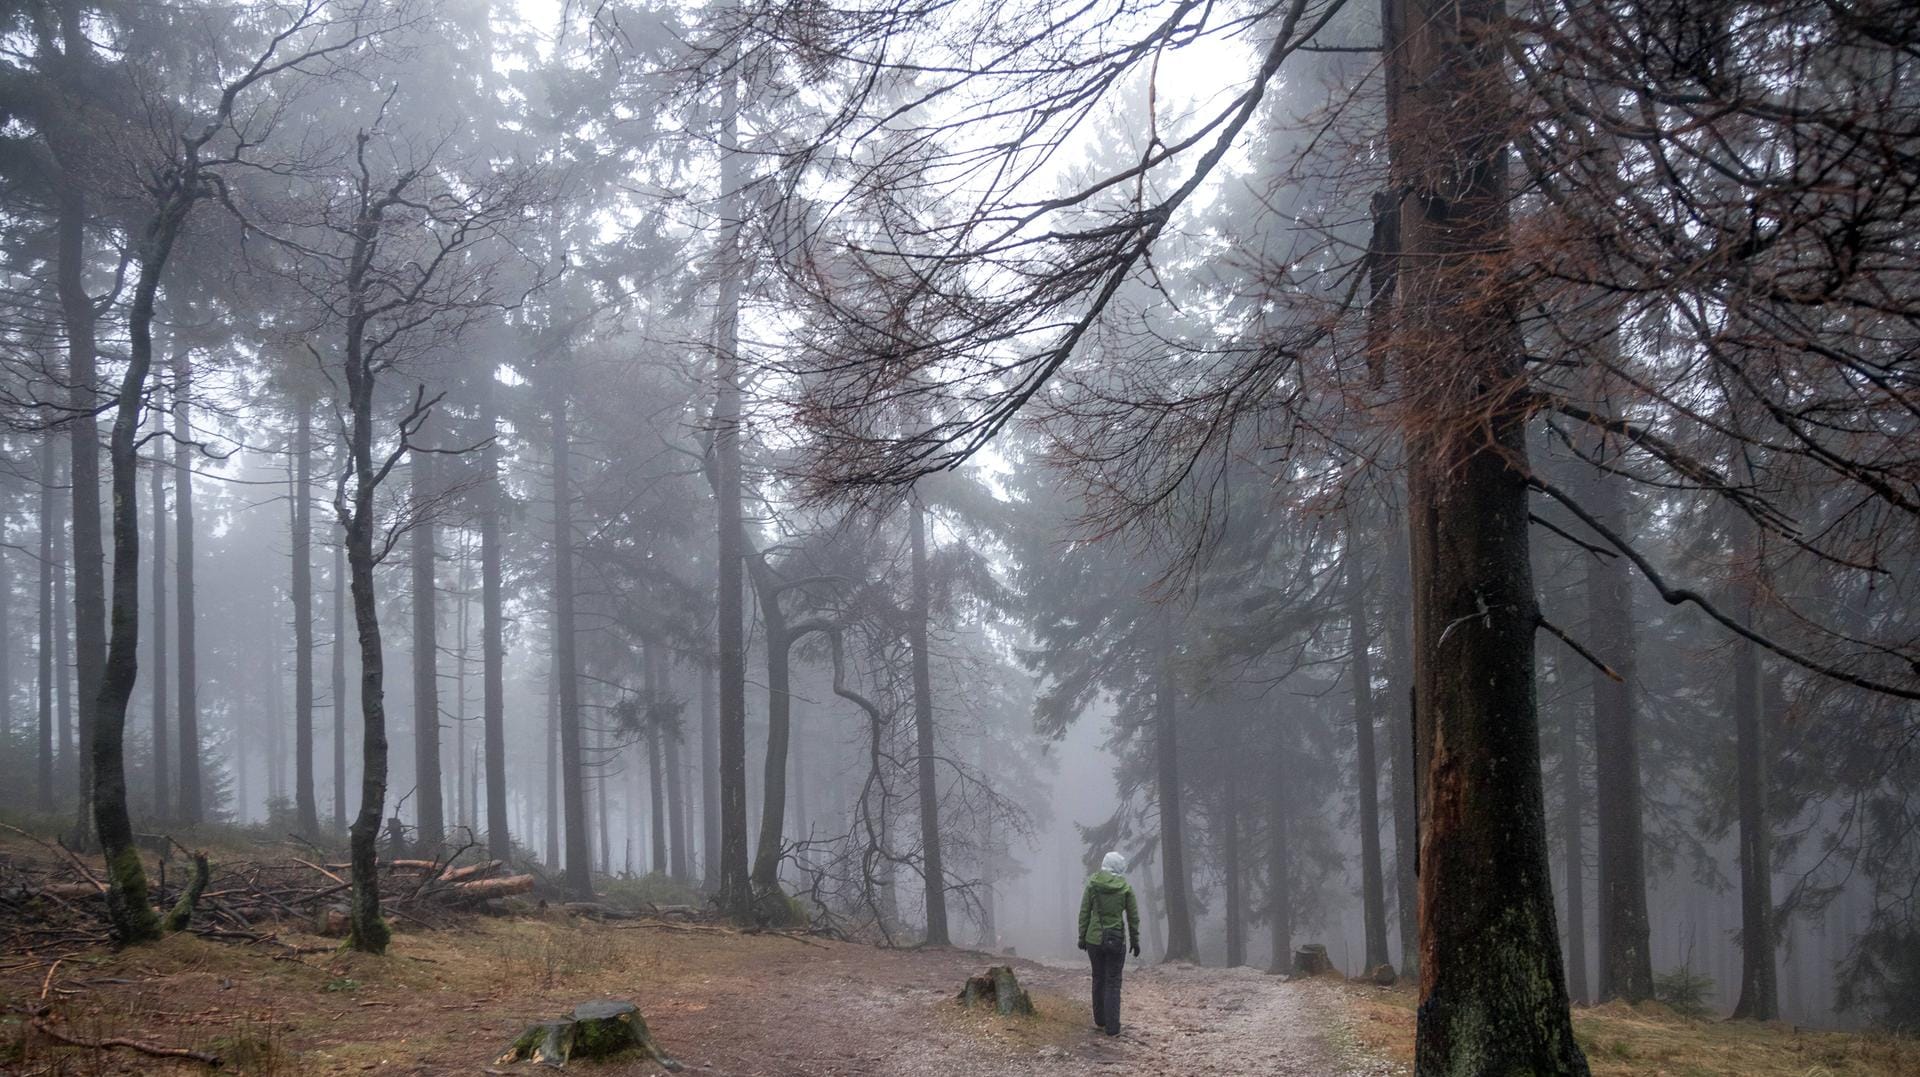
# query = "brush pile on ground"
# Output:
<box><xmin>0</xmin><ymin>826</ymin><xmax>535</xmax><ymax>957</ymax></box>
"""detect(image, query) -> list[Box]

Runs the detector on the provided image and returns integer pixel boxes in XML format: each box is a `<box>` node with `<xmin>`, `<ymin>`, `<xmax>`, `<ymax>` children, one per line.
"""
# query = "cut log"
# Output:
<box><xmin>496</xmin><ymin>999</ymin><xmax>680</xmax><ymax>1070</ymax></box>
<box><xmin>1369</xmin><ymin>963</ymin><xmax>1397</xmax><ymax>986</ymax></box>
<box><xmin>437</xmin><ymin>873</ymin><xmax>533</xmax><ymax>901</ymax></box>
<box><xmin>957</xmin><ymin>965</ymin><xmax>1035</xmax><ymax>1017</ymax></box>
<box><xmin>1292</xmin><ymin>944</ymin><xmax>1333</xmax><ymax>977</ymax></box>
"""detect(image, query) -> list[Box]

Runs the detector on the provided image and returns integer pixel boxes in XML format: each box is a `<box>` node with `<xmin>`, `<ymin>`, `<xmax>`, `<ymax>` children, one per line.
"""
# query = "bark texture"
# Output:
<box><xmin>1388</xmin><ymin>0</ymin><xmax>1588</xmax><ymax>1069</ymax></box>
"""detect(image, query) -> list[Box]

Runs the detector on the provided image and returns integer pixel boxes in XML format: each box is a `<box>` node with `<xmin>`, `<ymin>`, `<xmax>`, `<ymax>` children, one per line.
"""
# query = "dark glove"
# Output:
<box><xmin>1130</xmin><ymin>942</ymin><xmax>1140</xmax><ymax>957</ymax></box>
<box><xmin>1077</xmin><ymin>940</ymin><xmax>1088</xmax><ymax>951</ymax></box>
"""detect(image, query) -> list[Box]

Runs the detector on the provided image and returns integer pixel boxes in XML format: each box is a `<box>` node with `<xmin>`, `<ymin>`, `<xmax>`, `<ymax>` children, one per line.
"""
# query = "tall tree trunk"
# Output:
<box><xmin>596</xmin><ymin>718</ymin><xmax>611</xmax><ymax>873</ymax></box>
<box><xmin>55</xmin><ymin>508</ymin><xmax>71</xmax><ymax>797</ymax></box>
<box><xmin>1385</xmin><ymin>502</ymin><xmax>1419</xmax><ymax>976</ymax></box>
<box><xmin>1348</xmin><ymin>539</ymin><xmax>1389</xmax><ymax>970</ymax></box>
<box><xmin>293</xmin><ymin>403</ymin><xmax>318</xmax><ymax>834</ymax></box>
<box><xmin>478</xmin><ymin>373</ymin><xmax>510</xmax><ymax>859</ymax></box>
<box><xmin>1222</xmin><ymin>772</ymin><xmax>1245</xmax><ymax>967</ymax></box>
<box><xmin>713</xmin><ymin>73</ymin><xmax>752</xmax><ymax>921</ymax></box>
<box><xmin>908</xmin><ymin>495</ymin><xmax>950</xmax><ymax>944</ymax></box>
<box><xmin>1557</xmin><ymin>685</ymin><xmax>1590</xmax><ymax>1004</ymax></box>
<box><xmin>1266</xmin><ymin>760</ymin><xmax>1293</xmax><ymax>974</ymax></box>
<box><xmin>1155</xmin><ymin>611</ymin><xmax>1197</xmax><ymax>962</ymax></box>
<box><xmin>1389</xmin><ymin>0</ymin><xmax>1586</xmax><ymax>1068</ymax></box>
<box><xmin>1729</xmin><ymin>606</ymin><xmax>1777</xmax><ymax>1020</ymax></box>
<box><xmin>750</xmin><ymin>582</ymin><xmax>793</xmax><ymax>895</ymax></box>
<box><xmin>333</xmin><ymin>539</ymin><xmax>348</xmax><ymax>832</ymax></box>
<box><xmin>38</xmin><ymin>442</ymin><xmax>58</xmax><ymax>812</ymax></box>
<box><xmin>663</xmin><ymin>657</ymin><xmax>689</xmax><ymax>881</ymax></box>
<box><xmin>93</xmin><ymin>227</ymin><xmax>171</xmax><ymax>943</ymax></box>
<box><xmin>545</xmin><ymin>654</ymin><xmax>560</xmax><ymax>868</ymax></box>
<box><xmin>1584</xmin><ymin>461</ymin><xmax>1652</xmax><ymax>1003</ymax></box>
<box><xmin>58</xmin><ymin>184</ymin><xmax>105</xmax><ymax>848</ymax></box>
<box><xmin>549</xmin><ymin>369</ymin><xmax>591</xmax><ymax>898</ymax></box>
<box><xmin>151</xmin><ymin>438</ymin><xmax>169</xmax><ymax>821</ymax></box>
<box><xmin>648</xmin><ymin>648</ymin><xmax>668</xmax><ymax>876</ymax></box>
<box><xmin>701</xmin><ymin>665</ymin><xmax>720</xmax><ymax>889</ymax></box>
<box><xmin>173</xmin><ymin>351</ymin><xmax>202</xmax><ymax>824</ymax></box>
<box><xmin>410</xmin><ymin>452</ymin><xmax>443</xmax><ymax>849</ymax></box>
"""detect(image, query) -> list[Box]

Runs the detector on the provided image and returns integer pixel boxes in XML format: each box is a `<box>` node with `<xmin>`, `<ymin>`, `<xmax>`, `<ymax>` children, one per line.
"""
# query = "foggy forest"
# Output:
<box><xmin>0</xmin><ymin>0</ymin><xmax>1916</xmax><ymax>1073</ymax></box>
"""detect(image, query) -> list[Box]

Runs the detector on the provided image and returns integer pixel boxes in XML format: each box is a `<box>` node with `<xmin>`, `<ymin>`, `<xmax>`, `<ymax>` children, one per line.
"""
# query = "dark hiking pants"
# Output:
<box><xmin>1089</xmin><ymin>946</ymin><xmax>1125</xmax><ymax>1034</ymax></box>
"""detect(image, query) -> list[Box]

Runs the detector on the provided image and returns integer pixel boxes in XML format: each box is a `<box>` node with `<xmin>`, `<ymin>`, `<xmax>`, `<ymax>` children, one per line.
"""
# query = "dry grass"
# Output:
<box><xmin>1335</xmin><ymin>981</ymin><xmax>1920</xmax><ymax>1077</ymax></box>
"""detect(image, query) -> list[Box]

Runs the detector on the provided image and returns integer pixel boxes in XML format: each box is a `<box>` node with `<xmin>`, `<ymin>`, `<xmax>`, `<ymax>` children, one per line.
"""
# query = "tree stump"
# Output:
<box><xmin>1369</xmin><ymin>963</ymin><xmax>1397</xmax><ymax>986</ymax></box>
<box><xmin>957</xmin><ymin>965</ymin><xmax>1035</xmax><ymax>1017</ymax></box>
<box><xmin>496</xmin><ymin>1000</ymin><xmax>680</xmax><ymax>1070</ymax></box>
<box><xmin>1292</xmin><ymin>944</ymin><xmax>1333</xmax><ymax>977</ymax></box>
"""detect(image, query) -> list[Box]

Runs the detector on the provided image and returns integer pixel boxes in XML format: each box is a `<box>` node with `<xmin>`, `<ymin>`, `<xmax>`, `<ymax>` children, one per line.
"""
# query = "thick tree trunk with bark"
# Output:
<box><xmin>907</xmin><ymin>496</ymin><xmax>950</xmax><ymax>944</ymax></box>
<box><xmin>1584</xmin><ymin>461</ymin><xmax>1651</xmax><ymax>1003</ymax></box>
<box><xmin>1155</xmin><ymin>612</ymin><xmax>1197</xmax><ymax>962</ymax></box>
<box><xmin>1348</xmin><ymin>541</ymin><xmax>1389</xmax><ymax>971</ymax></box>
<box><xmin>713</xmin><ymin>75</ymin><xmax>752</xmax><ymax>921</ymax></box>
<box><xmin>550</xmin><ymin>369</ymin><xmax>592</xmax><ymax>898</ymax></box>
<box><xmin>478</xmin><ymin>374</ymin><xmax>510</xmax><ymax>859</ymax></box>
<box><xmin>173</xmin><ymin>351</ymin><xmax>202</xmax><ymax>825</ymax></box>
<box><xmin>293</xmin><ymin>403</ymin><xmax>318</xmax><ymax>835</ymax></box>
<box><xmin>1388</xmin><ymin>0</ymin><xmax>1587</xmax><ymax>1070</ymax></box>
<box><xmin>411</xmin><ymin>452</ymin><xmax>444</xmax><ymax>850</ymax></box>
<box><xmin>151</xmin><ymin>438</ymin><xmax>169</xmax><ymax>821</ymax></box>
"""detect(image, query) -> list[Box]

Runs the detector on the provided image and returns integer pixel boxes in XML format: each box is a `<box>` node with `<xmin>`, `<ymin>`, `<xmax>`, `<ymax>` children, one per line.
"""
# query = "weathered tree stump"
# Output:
<box><xmin>957</xmin><ymin>965</ymin><xmax>1035</xmax><ymax>1017</ymax></box>
<box><xmin>1292</xmin><ymin>944</ymin><xmax>1333</xmax><ymax>977</ymax></box>
<box><xmin>496</xmin><ymin>1000</ymin><xmax>680</xmax><ymax>1070</ymax></box>
<box><xmin>1369</xmin><ymin>963</ymin><xmax>1397</xmax><ymax>986</ymax></box>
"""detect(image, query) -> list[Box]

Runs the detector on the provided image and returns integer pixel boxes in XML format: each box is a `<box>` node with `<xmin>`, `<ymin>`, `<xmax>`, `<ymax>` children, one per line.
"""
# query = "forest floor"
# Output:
<box><xmin>3</xmin><ymin>826</ymin><xmax>1917</xmax><ymax>1076</ymax></box>
<box><xmin>2</xmin><ymin>904</ymin><xmax>1391</xmax><ymax>1076</ymax></box>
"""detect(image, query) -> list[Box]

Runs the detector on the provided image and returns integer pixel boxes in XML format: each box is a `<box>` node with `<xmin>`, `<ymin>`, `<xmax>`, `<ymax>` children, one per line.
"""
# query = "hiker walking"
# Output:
<box><xmin>1077</xmin><ymin>850</ymin><xmax>1141</xmax><ymax>1036</ymax></box>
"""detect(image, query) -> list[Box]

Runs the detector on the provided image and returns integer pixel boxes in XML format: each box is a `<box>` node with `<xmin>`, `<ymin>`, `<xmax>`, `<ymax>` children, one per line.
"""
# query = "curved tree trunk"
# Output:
<box><xmin>94</xmin><ymin>226</ymin><xmax>175</xmax><ymax>944</ymax></box>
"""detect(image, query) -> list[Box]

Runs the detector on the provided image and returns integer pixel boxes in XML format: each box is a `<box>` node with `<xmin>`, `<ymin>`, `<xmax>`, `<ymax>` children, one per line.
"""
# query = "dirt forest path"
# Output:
<box><xmin>2</xmin><ymin>881</ymin><xmax>1399</xmax><ymax>1076</ymax></box>
<box><xmin>608</xmin><ymin>937</ymin><xmax>1395</xmax><ymax>1077</ymax></box>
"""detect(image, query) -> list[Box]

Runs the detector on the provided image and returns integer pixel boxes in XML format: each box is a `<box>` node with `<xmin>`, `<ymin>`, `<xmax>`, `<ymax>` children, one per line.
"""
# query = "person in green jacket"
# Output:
<box><xmin>1077</xmin><ymin>850</ymin><xmax>1141</xmax><ymax>1036</ymax></box>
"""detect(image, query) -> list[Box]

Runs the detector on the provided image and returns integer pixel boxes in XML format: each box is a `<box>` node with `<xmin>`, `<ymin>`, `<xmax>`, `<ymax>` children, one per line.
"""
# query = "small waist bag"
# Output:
<box><xmin>1099</xmin><ymin>925</ymin><xmax>1125</xmax><ymax>955</ymax></box>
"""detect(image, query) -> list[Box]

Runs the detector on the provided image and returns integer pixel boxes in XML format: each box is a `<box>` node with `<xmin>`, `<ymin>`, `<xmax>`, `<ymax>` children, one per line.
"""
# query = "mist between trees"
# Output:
<box><xmin>0</xmin><ymin>0</ymin><xmax>1916</xmax><ymax>1069</ymax></box>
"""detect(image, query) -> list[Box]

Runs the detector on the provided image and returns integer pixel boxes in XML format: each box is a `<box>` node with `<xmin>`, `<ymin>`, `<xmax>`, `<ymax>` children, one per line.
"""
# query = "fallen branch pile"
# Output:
<box><xmin>2</xmin><ymin>828</ymin><xmax>535</xmax><ymax>959</ymax></box>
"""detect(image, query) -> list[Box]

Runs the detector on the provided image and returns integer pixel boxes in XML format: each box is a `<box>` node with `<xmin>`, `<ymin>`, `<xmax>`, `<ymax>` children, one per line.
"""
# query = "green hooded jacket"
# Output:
<box><xmin>1077</xmin><ymin>871</ymin><xmax>1141</xmax><ymax>951</ymax></box>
